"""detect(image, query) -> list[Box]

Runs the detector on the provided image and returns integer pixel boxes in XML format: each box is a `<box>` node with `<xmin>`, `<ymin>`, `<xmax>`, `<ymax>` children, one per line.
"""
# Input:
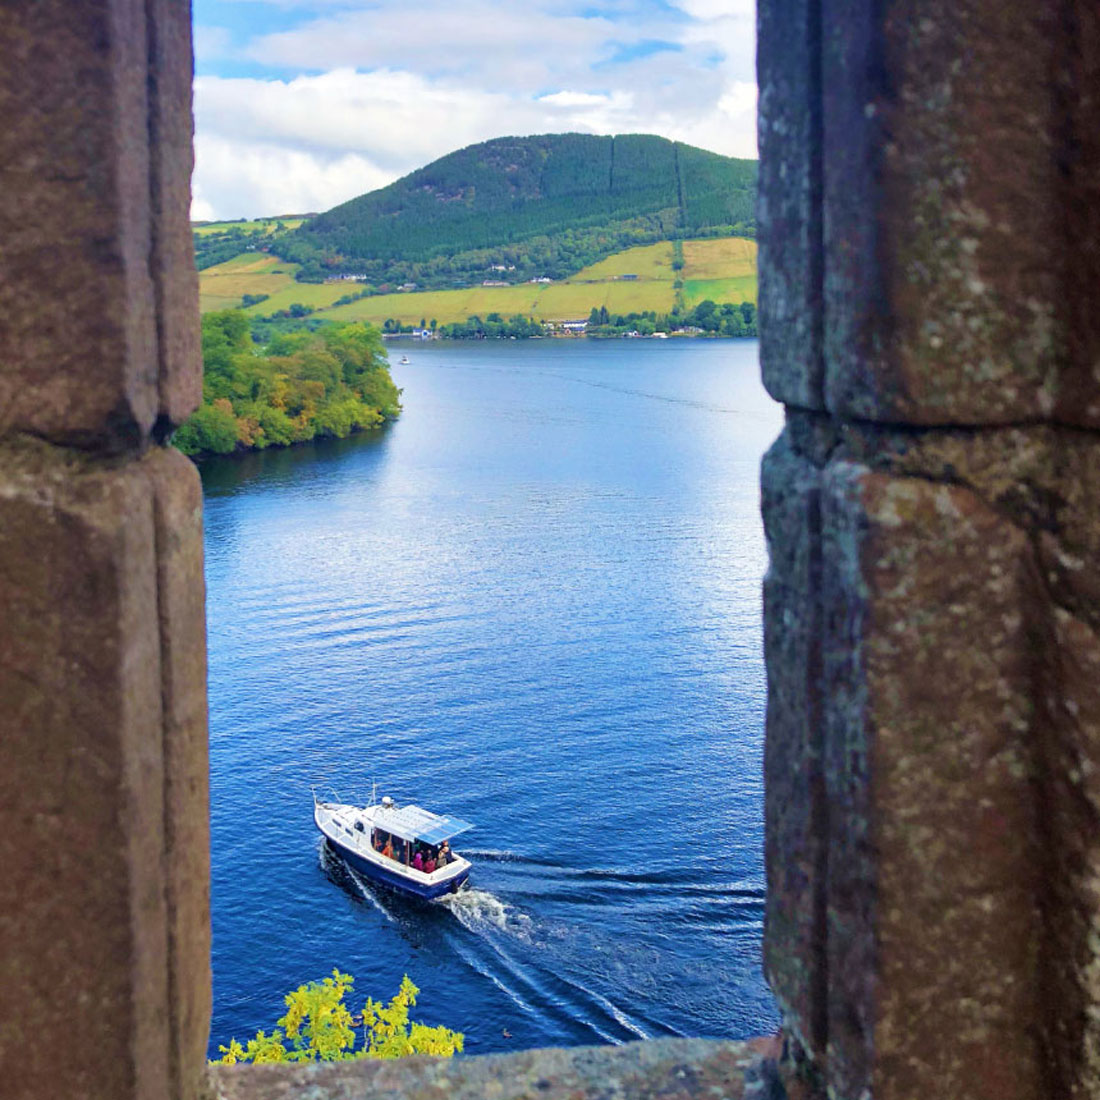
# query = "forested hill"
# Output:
<box><xmin>273</xmin><ymin>133</ymin><xmax>757</xmax><ymax>285</ymax></box>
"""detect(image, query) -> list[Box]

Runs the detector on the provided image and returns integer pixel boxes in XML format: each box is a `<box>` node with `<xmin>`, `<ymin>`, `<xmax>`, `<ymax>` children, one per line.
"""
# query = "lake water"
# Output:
<box><xmin>202</xmin><ymin>336</ymin><xmax>783</xmax><ymax>1057</ymax></box>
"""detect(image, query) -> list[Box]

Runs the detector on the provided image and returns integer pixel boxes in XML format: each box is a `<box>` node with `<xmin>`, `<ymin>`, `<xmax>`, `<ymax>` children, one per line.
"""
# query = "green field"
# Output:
<box><xmin>200</xmin><ymin>235</ymin><xmax>758</xmax><ymax>324</ymax></box>
<box><xmin>682</xmin><ymin>237</ymin><xmax>757</xmax><ymax>280</ymax></box>
<box><xmin>680</xmin><ymin>238</ymin><xmax>757</xmax><ymax>307</ymax></box>
<box><xmin>684</xmin><ymin>276</ymin><xmax>758</xmax><ymax>309</ymax></box>
<box><xmin>198</xmin><ymin>254</ymin><xmax>300</xmax><ymax>312</ymax></box>
<box><xmin>569</xmin><ymin>242</ymin><xmax>675</xmax><ymax>283</ymax></box>
<box><xmin>193</xmin><ymin>217</ymin><xmax>305</xmax><ymax>238</ymax></box>
<box><xmin>237</xmin><ymin>278</ymin><xmax>352</xmax><ymax>317</ymax></box>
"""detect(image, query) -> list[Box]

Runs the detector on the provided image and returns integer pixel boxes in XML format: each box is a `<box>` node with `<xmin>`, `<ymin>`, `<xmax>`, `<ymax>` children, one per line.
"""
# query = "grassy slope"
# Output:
<box><xmin>197</xmin><ymin>254</ymin><xmax>300</xmax><ymax>312</ymax></box>
<box><xmin>193</xmin><ymin>217</ymin><xmax>305</xmax><ymax>238</ymax></box>
<box><xmin>568</xmin><ymin>241</ymin><xmax>674</xmax><ymax>282</ymax></box>
<box><xmin>680</xmin><ymin>238</ymin><xmax>758</xmax><ymax>309</ymax></box>
<box><xmin>199</xmin><ymin>238</ymin><xmax>758</xmax><ymax>324</ymax></box>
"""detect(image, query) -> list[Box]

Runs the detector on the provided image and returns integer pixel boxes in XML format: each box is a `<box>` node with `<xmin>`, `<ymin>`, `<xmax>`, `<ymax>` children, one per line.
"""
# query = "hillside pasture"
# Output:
<box><xmin>539</xmin><ymin>280</ymin><xmax>673</xmax><ymax>318</ymax></box>
<box><xmin>323</xmin><ymin>288</ymin><xmax>502</xmax><ymax>327</ymax></box>
<box><xmin>193</xmin><ymin>217</ymin><xmax>305</xmax><ymax>238</ymax></box>
<box><xmin>199</xmin><ymin>235</ymin><xmax>757</xmax><ymax>322</ymax></box>
<box><xmin>682</xmin><ymin>237</ymin><xmax>757</xmax><ymax>281</ymax></box>
<box><xmin>683</xmin><ymin>276</ymin><xmax>758</xmax><ymax>309</ymax></box>
<box><xmin>198</xmin><ymin>254</ymin><xmax>300</xmax><ymax>312</ymax></box>
<box><xmin>568</xmin><ymin>242</ymin><xmax>674</xmax><ymax>283</ymax></box>
<box><xmin>241</xmin><ymin>280</ymin><xmax>355</xmax><ymax>316</ymax></box>
<box><xmin>324</xmin><ymin>285</ymin><xmax>549</xmax><ymax>327</ymax></box>
<box><xmin>320</xmin><ymin>280</ymin><xmax>675</xmax><ymax>327</ymax></box>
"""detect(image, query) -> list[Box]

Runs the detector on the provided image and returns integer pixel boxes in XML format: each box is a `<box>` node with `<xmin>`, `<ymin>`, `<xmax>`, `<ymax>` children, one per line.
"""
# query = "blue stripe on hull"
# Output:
<box><xmin>326</xmin><ymin>837</ymin><xmax>469</xmax><ymax>899</ymax></box>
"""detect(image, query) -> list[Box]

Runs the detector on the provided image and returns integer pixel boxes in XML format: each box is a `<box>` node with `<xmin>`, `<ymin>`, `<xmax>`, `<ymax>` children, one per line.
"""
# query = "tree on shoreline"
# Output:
<box><xmin>174</xmin><ymin>311</ymin><xmax>401</xmax><ymax>458</ymax></box>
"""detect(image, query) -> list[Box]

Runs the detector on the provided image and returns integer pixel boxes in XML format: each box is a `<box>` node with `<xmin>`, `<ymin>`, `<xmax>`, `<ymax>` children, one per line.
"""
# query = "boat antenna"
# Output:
<box><xmin>370</xmin><ymin>780</ymin><xmax>377</xmax><ymax>808</ymax></box>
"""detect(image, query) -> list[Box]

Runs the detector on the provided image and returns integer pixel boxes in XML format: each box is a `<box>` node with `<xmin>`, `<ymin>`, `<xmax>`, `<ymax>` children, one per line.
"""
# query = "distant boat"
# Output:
<box><xmin>314</xmin><ymin>790</ymin><xmax>472</xmax><ymax>899</ymax></box>
<box><xmin>400</xmin><ymin>355</ymin><xmax>410</xmax><ymax>364</ymax></box>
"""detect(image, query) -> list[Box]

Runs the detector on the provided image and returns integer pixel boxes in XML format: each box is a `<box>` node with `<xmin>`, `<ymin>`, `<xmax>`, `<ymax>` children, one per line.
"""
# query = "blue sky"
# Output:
<box><xmin>191</xmin><ymin>0</ymin><xmax>757</xmax><ymax>220</ymax></box>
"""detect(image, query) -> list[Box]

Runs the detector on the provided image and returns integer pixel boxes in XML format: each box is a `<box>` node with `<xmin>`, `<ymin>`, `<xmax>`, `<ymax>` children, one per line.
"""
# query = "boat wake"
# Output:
<box><xmin>318</xmin><ymin>841</ymin><xmax>397</xmax><ymax>922</ymax></box>
<box><xmin>318</xmin><ymin>838</ymin><xmax>688</xmax><ymax>1046</ymax></box>
<box><xmin>438</xmin><ymin>886</ymin><xmax>534</xmax><ymax>940</ymax></box>
<box><xmin>458</xmin><ymin>848</ymin><xmax>528</xmax><ymax>863</ymax></box>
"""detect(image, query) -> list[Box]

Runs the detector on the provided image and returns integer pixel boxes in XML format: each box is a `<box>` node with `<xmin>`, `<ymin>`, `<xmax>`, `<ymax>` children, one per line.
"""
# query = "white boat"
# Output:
<box><xmin>400</xmin><ymin>355</ymin><xmax>410</xmax><ymax>364</ymax></box>
<box><xmin>314</xmin><ymin>791</ymin><xmax>472</xmax><ymax>899</ymax></box>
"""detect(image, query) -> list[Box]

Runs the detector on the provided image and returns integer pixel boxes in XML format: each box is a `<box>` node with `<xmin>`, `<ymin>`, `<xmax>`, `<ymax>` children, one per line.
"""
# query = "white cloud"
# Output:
<box><xmin>538</xmin><ymin>91</ymin><xmax>625</xmax><ymax>109</ymax></box>
<box><xmin>191</xmin><ymin>0</ymin><xmax>758</xmax><ymax>219</ymax></box>
<box><xmin>671</xmin><ymin>0</ymin><xmax>754</xmax><ymax>21</ymax></box>
<box><xmin>191</xmin><ymin>135</ymin><xmax>392</xmax><ymax>220</ymax></box>
<box><xmin>245</xmin><ymin>3</ymin><xmax>620</xmax><ymax>89</ymax></box>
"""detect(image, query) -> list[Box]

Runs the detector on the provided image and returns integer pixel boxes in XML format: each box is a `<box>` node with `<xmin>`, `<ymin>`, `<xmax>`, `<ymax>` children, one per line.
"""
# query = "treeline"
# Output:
<box><xmin>436</xmin><ymin>314</ymin><xmax>545</xmax><ymax>339</ymax></box>
<box><xmin>274</xmin><ymin>134</ymin><xmax>757</xmax><ymax>285</ymax></box>
<box><xmin>587</xmin><ymin>299</ymin><xmax>757</xmax><ymax>337</ymax></box>
<box><xmin>425</xmin><ymin>300</ymin><xmax>758</xmax><ymax>340</ymax></box>
<box><xmin>174</xmin><ymin>311</ymin><xmax>401</xmax><ymax>457</ymax></box>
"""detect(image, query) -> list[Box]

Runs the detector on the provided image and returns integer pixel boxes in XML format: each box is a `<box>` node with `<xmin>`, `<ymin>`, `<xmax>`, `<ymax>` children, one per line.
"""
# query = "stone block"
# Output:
<box><xmin>146</xmin><ymin>447</ymin><xmax>211</xmax><ymax>1100</ymax></box>
<box><xmin>0</xmin><ymin>441</ymin><xmax>170</xmax><ymax>1097</ymax></box>
<box><xmin>0</xmin><ymin>0</ymin><xmax>159</xmax><ymax>449</ymax></box>
<box><xmin>757</xmin><ymin>0</ymin><xmax>824</xmax><ymax>410</ymax></box>
<box><xmin>820</xmin><ymin>461</ymin><xmax>1043</xmax><ymax>1099</ymax></box>
<box><xmin>0</xmin><ymin>0</ymin><xmax>201</xmax><ymax>449</ymax></box>
<box><xmin>821</xmin><ymin>0</ymin><xmax>1067</xmax><ymax>424</ymax></box>
<box><xmin>147</xmin><ymin>0</ymin><xmax>202</xmax><ymax>429</ymax></box>
<box><xmin>761</xmin><ymin>431</ymin><xmax>828</xmax><ymax>1062</ymax></box>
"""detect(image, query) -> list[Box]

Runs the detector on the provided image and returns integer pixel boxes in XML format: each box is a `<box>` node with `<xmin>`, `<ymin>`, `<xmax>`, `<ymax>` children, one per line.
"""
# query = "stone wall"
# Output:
<box><xmin>4</xmin><ymin>1</ymin><xmax>1099</xmax><ymax>1098</ymax></box>
<box><xmin>0</xmin><ymin>3</ymin><xmax>209</xmax><ymax>1098</ymax></box>
<box><xmin>209</xmin><ymin>1036</ymin><xmax>786</xmax><ymax>1100</ymax></box>
<box><xmin>758</xmin><ymin>0</ymin><xmax>1100</xmax><ymax>1097</ymax></box>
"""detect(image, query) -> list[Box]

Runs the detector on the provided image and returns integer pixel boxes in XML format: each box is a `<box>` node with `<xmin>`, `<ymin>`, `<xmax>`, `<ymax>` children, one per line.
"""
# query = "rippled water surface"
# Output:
<box><xmin>204</xmin><ymin>337</ymin><xmax>783</xmax><ymax>1056</ymax></box>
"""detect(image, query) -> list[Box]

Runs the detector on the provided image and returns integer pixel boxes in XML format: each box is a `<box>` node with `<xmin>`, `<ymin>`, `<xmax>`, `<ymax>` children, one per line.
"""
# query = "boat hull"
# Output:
<box><xmin>324</xmin><ymin>834</ymin><xmax>470</xmax><ymax>900</ymax></box>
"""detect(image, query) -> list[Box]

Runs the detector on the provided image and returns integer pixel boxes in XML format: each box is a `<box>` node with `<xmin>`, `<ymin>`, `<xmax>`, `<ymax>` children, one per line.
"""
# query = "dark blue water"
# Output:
<box><xmin>203</xmin><ymin>337</ymin><xmax>782</xmax><ymax>1057</ymax></box>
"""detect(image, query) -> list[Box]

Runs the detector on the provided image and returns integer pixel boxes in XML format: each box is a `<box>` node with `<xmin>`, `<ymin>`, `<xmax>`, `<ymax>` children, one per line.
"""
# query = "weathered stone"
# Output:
<box><xmin>757</xmin><ymin>0</ymin><xmax>824</xmax><ymax>410</ymax></box>
<box><xmin>0</xmin><ymin>441</ymin><xmax>170</xmax><ymax>1097</ymax></box>
<box><xmin>783</xmin><ymin>418</ymin><xmax>1100</xmax><ymax>636</ymax></box>
<box><xmin>0</xmin><ymin>0</ymin><xmax>158</xmax><ymax>449</ymax></box>
<box><xmin>821</xmin><ymin>0</ymin><xmax>1067</xmax><ymax>424</ymax></box>
<box><xmin>1037</xmin><ymin>608</ymin><xmax>1100</xmax><ymax>1099</ymax></box>
<box><xmin>820</xmin><ymin>462</ymin><xmax>1043</xmax><ymax>1100</ymax></box>
<box><xmin>761</xmin><ymin>431</ymin><xmax>828</xmax><ymax>1063</ymax></box>
<box><xmin>210</xmin><ymin>1038</ymin><xmax>778</xmax><ymax>1100</ymax></box>
<box><xmin>1056</xmin><ymin>1</ymin><xmax>1100</xmax><ymax>428</ymax></box>
<box><xmin>146</xmin><ymin>447</ymin><xmax>211</xmax><ymax>1100</ymax></box>
<box><xmin>147</xmin><ymin>0</ymin><xmax>202</xmax><ymax>429</ymax></box>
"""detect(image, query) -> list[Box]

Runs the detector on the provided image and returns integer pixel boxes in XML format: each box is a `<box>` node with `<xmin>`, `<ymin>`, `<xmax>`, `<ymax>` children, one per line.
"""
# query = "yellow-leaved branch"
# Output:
<box><xmin>215</xmin><ymin>970</ymin><xmax>463</xmax><ymax>1064</ymax></box>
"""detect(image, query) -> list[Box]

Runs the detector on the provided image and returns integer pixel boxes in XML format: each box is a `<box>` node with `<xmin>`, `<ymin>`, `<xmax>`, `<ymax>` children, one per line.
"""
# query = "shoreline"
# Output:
<box><xmin>385</xmin><ymin>331</ymin><xmax>759</xmax><ymax>343</ymax></box>
<box><xmin>179</xmin><ymin>416</ymin><xmax>396</xmax><ymax>465</ymax></box>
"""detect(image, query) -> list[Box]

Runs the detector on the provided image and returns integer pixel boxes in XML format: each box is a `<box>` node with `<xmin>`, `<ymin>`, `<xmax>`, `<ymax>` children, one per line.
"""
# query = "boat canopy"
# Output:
<box><xmin>372</xmin><ymin>803</ymin><xmax>473</xmax><ymax>846</ymax></box>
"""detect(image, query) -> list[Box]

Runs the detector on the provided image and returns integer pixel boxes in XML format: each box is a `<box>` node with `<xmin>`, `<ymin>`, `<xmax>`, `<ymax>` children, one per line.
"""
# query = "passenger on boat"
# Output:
<box><xmin>424</xmin><ymin>853</ymin><xmax>436</xmax><ymax>874</ymax></box>
<box><xmin>438</xmin><ymin>840</ymin><xmax>451</xmax><ymax>866</ymax></box>
<box><xmin>382</xmin><ymin>837</ymin><xmax>394</xmax><ymax>859</ymax></box>
<box><xmin>412</xmin><ymin>850</ymin><xmax>424</xmax><ymax>872</ymax></box>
